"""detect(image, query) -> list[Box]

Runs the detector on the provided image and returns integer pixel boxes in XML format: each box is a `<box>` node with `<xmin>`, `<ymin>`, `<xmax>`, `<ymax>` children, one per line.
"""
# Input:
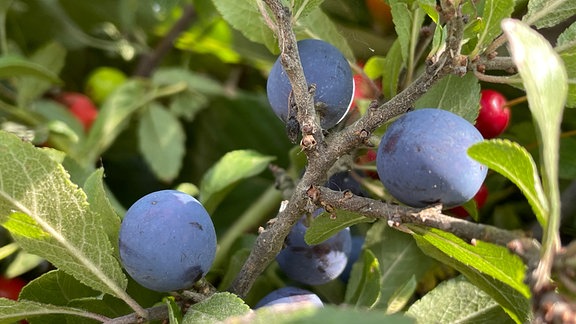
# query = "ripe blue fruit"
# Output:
<box><xmin>266</xmin><ymin>39</ymin><xmax>354</xmax><ymax>130</ymax></box>
<box><xmin>376</xmin><ymin>108</ymin><xmax>487</xmax><ymax>208</ymax></box>
<box><xmin>118</xmin><ymin>190</ymin><xmax>216</xmax><ymax>292</ymax></box>
<box><xmin>326</xmin><ymin>171</ymin><xmax>367</xmax><ymax>197</ymax></box>
<box><xmin>339</xmin><ymin>235</ymin><xmax>365</xmax><ymax>282</ymax></box>
<box><xmin>276</xmin><ymin>215</ymin><xmax>352</xmax><ymax>286</ymax></box>
<box><xmin>255</xmin><ymin>286</ymin><xmax>323</xmax><ymax>308</ymax></box>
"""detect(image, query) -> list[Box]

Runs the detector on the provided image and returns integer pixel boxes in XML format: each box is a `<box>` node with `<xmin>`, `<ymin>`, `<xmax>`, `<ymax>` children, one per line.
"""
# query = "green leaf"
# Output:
<box><xmin>410</xmin><ymin>226</ymin><xmax>531</xmax><ymax>323</ymax></box>
<box><xmin>0</xmin><ymin>131</ymin><xmax>129</xmax><ymax>300</ymax></box>
<box><xmin>406</xmin><ymin>276</ymin><xmax>515</xmax><ymax>324</ymax></box>
<box><xmin>153</xmin><ymin>68</ymin><xmax>225</xmax><ymax>96</ymax></box>
<box><xmin>557</xmin><ymin>21</ymin><xmax>576</xmax><ymax>52</ymax></box>
<box><xmin>410</xmin><ymin>226</ymin><xmax>529</xmax><ymax>297</ymax></box>
<box><xmin>457</xmin><ymin>198</ymin><xmax>480</xmax><ymax>222</ymax></box>
<box><xmin>20</xmin><ymin>270</ymin><xmax>100</xmax><ymax>306</ymax></box>
<box><xmin>82</xmin><ymin>168</ymin><xmax>121</xmax><ymax>254</ymax></box>
<box><xmin>16</xmin><ymin>42</ymin><xmax>66</xmax><ymax>108</ymax></box>
<box><xmin>560</xmin><ymin>50</ymin><xmax>576</xmax><ymax>108</ymax></box>
<box><xmin>389</xmin><ymin>1</ymin><xmax>412</xmax><ymax>65</ymax></box>
<box><xmin>414</xmin><ymin>72</ymin><xmax>481</xmax><ymax>123</ymax></box>
<box><xmin>138</xmin><ymin>103</ymin><xmax>186</xmax><ymax>182</ymax></box>
<box><xmin>523</xmin><ymin>0</ymin><xmax>576</xmax><ymax>29</ymax></box>
<box><xmin>470</xmin><ymin>0</ymin><xmax>514</xmax><ymax>56</ymax></box>
<box><xmin>0</xmin><ymin>55</ymin><xmax>61</xmax><ymax>84</ymax></box>
<box><xmin>32</xmin><ymin>99</ymin><xmax>84</xmax><ymax>142</ymax></box>
<box><xmin>502</xmin><ymin>19</ymin><xmax>568</xmax><ymax>239</ymax></box>
<box><xmin>386</xmin><ymin>275</ymin><xmax>417</xmax><ymax>314</ymax></box>
<box><xmin>558</xmin><ymin>23</ymin><xmax>576</xmax><ymax>108</ymax></box>
<box><xmin>345</xmin><ymin>249</ymin><xmax>381</xmax><ymax>309</ymax></box>
<box><xmin>182</xmin><ymin>292</ymin><xmax>251</xmax><ymax>324</ymax></box>
<box><xmin>199</xmin><ymin>150</ymin><xmax>275</xmax><ymax>213</ymax></box>
<box><xmin>4</xmin><ymin>250</ymin><xmax>44</xmax><ymax>278</ymax></box>
<box><xmin>381</xmin><ymin>40</ymin><xmax>404</xmax><ymax>99</ymax></box>
<box><xmin>304</xmin><ymin>210</ymin><xmax>373</xmax><ymax>245</ymax></box>
<box><xmin>418</xmin><ymin>0</ymin><xmax>438</xmax><ymax>23</ymax></box>
<box><xmin>228</xmin><ymin>304</ymin><xmax>416</xmax><ymax>324</ymax></box>
<box><xmin>174</xmin><ymin>18</ymin><xmax>241</xmax><ymax>64</ymax></box>
<box><xmin>217</xmin><ymin>248</ymin><xmax>251</xmax><ymax>291</ymax></box>
<box><xmin>187</xmin><ymin>94</ymin><xmax>292</xmax><ymax>181</ymax></box>
<box><xmin>169</xmin><ymin>92</ymin><xmax>210</xmax><ymax>121</ymax></box>
<box><xmin>364</xmin><ymin>221</ymin><xmax>435</xmax><ymax>308</ymax></box>
<box><xmin>559</xmin><ymin>137</ymin><xmax>576</xmax><ymax>179</ymax></box>
<box><xmin>293</xmin><ymin>0</ymin><xmax>325</xmax><ymax>21</ymax></box>
<box><xmin>75</xmin><ymin>79</ymin><xmax>146</xmax><ymax>165</ymax></box>
<box><xmin>0</xmin><ymin>298</ymin><xmax>109</xmax><ymax>323</ymax></box>
<box><xmin>212</xmin><ymin>0</ymin><xmax>277</xmax><ymax>53</ymax></box>
<box><xmin>296</xmin><ymin>8</ymin><xmax>354</xmax><ymax>60</ymax></box>
<box><xmin>77</xmin><ymin>79</ymin><xmax>186</xmax><ymax>166</ymax></box>
<box><xmin>0</xmin><ymin>242</ymin><xmax>18</xmax><ymax>261</ymax></box>
<box><xmin>468</xmin><ymin>139</ymin><xmax>548</xmax><ymax>226</ymax></box>
<box><xmin>363</xmin><ymin>55</ymin><xmax>386</xmax><ymax>79</ymax></box>
<box><xmin>165</xmin><ymin>296</ymin><xmax>183</xmax><ymax>324</ymax></box>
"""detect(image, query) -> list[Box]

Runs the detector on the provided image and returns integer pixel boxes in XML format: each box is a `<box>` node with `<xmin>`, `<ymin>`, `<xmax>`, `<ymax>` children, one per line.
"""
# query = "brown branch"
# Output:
<box><xmin>133</xmin><ymin>4</ymin><xmax>196</xmax><ymax>77</ymax></box>
<box><xmin>262</xmin><ymin>0</ymin><xmax>324</xmax><ymax>147</ymax></box>
<box><xmin>228</xmin><ymin>0</ymin><xmax>469</xmax><ymax>298</ymax></box>
<box><xmin>103</xmin><ymin>305</ymin><xmax>169</xmax><ymax>324</ymax></box>
<box><xmin>308</xmin><ymin>186</ymin><xmax>531</xmax><ymax>247</ymax></box>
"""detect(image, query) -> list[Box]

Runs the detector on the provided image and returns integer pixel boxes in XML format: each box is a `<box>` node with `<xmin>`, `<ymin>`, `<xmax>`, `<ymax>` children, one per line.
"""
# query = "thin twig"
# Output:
<box><xmin>133</xmin><ymin>4</ymin><xmax>196</xmax><ymax>77</ymax></box>
<box><xmin>103</xmin><ymin>305</ymin><xmax>169</xmax><ymax>324</ymax></box>
<box><xmin>308</xmin><ymin>186</ymin><xmax>533</xmax><ymax>248</ymax></box>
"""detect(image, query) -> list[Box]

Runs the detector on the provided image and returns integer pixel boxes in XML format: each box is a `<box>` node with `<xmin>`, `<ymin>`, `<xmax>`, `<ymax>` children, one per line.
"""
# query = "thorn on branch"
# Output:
<box><xmin>306</xmin><ymin>185</ymin><xmax>320</xmax><ymax>203</ymax></box>
<box><xmin>300</xmin><ymin>134</ymin><xmax>317</xmax><ymax>150</ymax></box>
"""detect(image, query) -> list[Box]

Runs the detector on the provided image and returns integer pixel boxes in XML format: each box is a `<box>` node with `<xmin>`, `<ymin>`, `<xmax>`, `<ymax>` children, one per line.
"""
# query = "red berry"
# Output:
<box><xmin>449</xmin><ymin>184</ymin><xmax>489</xmax><ymax>218</ymax></box>
<box><xmin>56</xmin><ymin>92</ymin><xmax>99</xmax><ymax>131</ymax></box>
<box><xmin>475</xmin><ymin>89</ymin><xmax>510</xmax><ymax>139</ymax></box>
<box><xmin>356</xmin><ymin>149</ymin><xmax>379</xmax><ymax>179</ymax></box>
<box><xmin>0</xmin><ymin>276</ymin><xmax>26</xmax><ymax>300</ymax></box>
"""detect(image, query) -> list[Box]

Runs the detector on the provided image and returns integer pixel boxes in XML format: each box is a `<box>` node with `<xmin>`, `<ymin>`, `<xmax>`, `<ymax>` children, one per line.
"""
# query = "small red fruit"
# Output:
<box><xmin>55</xmin><ymin>92</ymin><xmax>99</xmax><ymax>131</ymax></box>
<box><xmin>0</xmin><ymin>276</ymin><xmax>26</xmax><ymax>300</ymax></box>
<box><xmin>449</xmin><ymin>184</ymin><xmax>489</xmax><ymax>218</ymax></box>
<box><xmin>356</xmin><ymin>149</ymin><xmax>379</xmax><ymax>179</ymax></box>
<box><xmin>475</xmin><ymin>89</ymin><xmax>510</xmax><ymax>139</ymax></box>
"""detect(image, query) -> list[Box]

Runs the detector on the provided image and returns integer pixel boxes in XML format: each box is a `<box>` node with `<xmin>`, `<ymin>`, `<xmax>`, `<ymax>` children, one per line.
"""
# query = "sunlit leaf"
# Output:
<box><xmin>471</xmin><ymin>0</ymin><xmax>514</xmax><ymax>56</ymax></box>
<box><xmin>0</xmin><ymin>131</ymin><xmax>128</xmax><ymax>300</ymax></box>
<box><xmin>82</xmin><ymin>168</ymin><xmax>121</xmax><ymax>251</ymax></box>
<box><xmin>502</xmin><ymin>18</ymin><xmax>567</xmax><ymax>244</ymax></box>
<box><xmin>200</xmin><ymin>150</ymin><xmax>275</xmax><ymax>213</ymax></box>
<box><xmin>410</xmin><ymin>226</ymin><xmax>530</xmax><ymax>324</ymax></box>
<box><xmin>182</xmin><ymin>292</ymin><xmax>250</xmax><ymax>324</ymax></box>
<box><xmin>389</xmin><ymin>1</ymin><xmax>411</xmax><ymax>65</ymax></box>
<box><xmin>293</xmin><ymin>0</ymin><xmax>324</xmax><ymax>21</ymax></box>
<box><xmin>468</xmin><ymin>139</ymin><xmax>548</xmax><ymax>226</ymax></box>
<box><xmin>0</xmin><ymin>298</ymin><xmax>108</xmax><ymax>323</ymax></box>
<box><xmin>225</xmin><ymin>304</ymin><xmax>415</xmax><ymax>323</ymax></box>
<box><xmin>212</xmin><ymin>0</ymin><xmax>277</xmax><ymax>53</ymax></box>
<box><xmin>523</xmin><ymin>0</ymin><xmax>576</xmax><ymax>28</ymax></box>
<box><xmin>407</xmin><ymin>276</ymin><xmax>515</xmax><ymax>324</ymax></box>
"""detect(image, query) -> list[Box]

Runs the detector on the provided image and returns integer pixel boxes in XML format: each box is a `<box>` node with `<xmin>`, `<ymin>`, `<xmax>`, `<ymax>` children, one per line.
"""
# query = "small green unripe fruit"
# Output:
<box><xmin>85</xmin><ymin>67</ymin><xmax>127</xmax><ymax>105</ymax></box>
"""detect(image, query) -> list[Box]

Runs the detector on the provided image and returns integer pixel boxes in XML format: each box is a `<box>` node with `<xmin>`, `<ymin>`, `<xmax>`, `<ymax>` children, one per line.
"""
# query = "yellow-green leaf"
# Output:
<box><xmin>468</xmin><ymin>139</ymin><xmax>548</xmax><ymax>226</ymax></box>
